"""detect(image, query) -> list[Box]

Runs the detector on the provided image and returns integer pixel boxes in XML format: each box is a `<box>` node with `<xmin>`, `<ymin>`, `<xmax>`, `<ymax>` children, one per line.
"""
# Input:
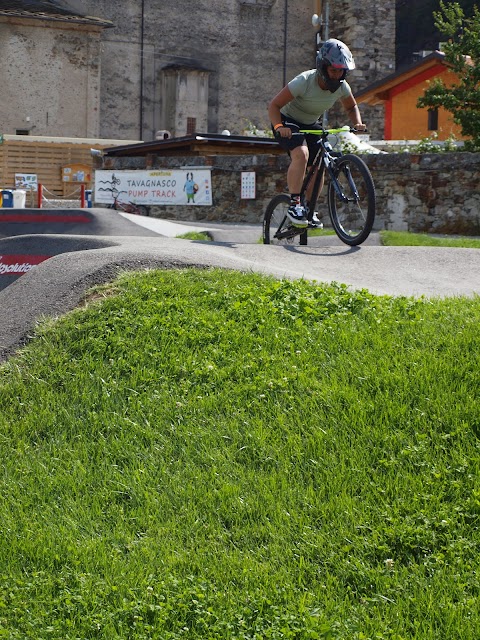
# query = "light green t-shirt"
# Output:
<box><xmin>282</xmin><ymin>69</ymin><xmax>352</xmax><ymax>124</ymax></box>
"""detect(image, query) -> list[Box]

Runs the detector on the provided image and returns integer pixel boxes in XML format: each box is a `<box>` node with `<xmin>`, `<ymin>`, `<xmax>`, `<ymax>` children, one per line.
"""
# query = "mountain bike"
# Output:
<box><xmin>263</xmin><ymin>126</ymin><xmax>376</xmax><ymax>246</ymax></box>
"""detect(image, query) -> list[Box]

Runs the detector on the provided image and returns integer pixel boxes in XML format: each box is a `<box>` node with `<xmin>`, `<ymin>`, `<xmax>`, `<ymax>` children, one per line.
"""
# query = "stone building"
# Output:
<box><xmin>1</xmin><ymin>1</ymin><xmax>396</xmax><ymax>141</ymax></box>
<box><xmin>0</xmin><ymin>1</ymin><xmax>112</xmax><ymax>138</ymax></box>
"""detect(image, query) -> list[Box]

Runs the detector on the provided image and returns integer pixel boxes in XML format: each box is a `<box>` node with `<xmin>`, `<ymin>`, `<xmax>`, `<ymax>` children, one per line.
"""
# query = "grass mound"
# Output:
<box><xmin>0</xmin><ymin>269</ymin><xmax>479</xmax><ymax>639</ymax></box>
<box><xmin>175</xmin><ymin>231</ymin><xmax>212</xmax><ymax>241</ymax></box>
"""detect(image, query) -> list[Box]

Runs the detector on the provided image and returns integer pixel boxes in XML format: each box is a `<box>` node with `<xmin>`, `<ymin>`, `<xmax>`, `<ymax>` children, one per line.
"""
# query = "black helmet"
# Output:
<box><xmin>316</xmin><ymin>38</ymin><xmax>355</xmax><ymax>92</ymax></box>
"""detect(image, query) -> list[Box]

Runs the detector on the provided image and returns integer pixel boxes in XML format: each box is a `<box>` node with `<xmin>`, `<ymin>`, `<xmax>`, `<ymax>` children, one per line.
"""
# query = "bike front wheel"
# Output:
<box><xmin>327</xmin><ymin>154</ymin><xmax>375</xmax><ymax>246</ymax></box>
<box><xmin>263</xmin><ymin>194</ymin><xmax>306</xmax><ymax>245</ymax></box>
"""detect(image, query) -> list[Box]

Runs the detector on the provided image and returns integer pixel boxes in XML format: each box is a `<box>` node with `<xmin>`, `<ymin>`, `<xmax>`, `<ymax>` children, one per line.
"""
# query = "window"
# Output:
<box><xmin>427</xmin><ymin>109</ymin><xmax>438</xmax><ymax>131</ymax></box>
<box><xmin>15</xmin><ymin>129</ymin><xmax>30</xmax><ymax>136</ymax></box>
<box><xmin>186</xmin><ymin>117</ymin><xmax>196</xmax><ymax>135</ymax></box>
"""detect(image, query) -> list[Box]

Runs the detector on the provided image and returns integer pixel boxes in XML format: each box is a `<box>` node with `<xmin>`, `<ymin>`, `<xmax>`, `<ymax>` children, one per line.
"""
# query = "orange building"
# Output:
<box><xmin>357</xmin><ymin>51</ymin><xmax>465</xmax><ymax>141</ymax></box>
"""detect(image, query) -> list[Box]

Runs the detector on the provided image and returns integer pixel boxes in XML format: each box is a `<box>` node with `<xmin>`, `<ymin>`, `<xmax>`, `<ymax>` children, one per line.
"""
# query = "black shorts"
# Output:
<box><xmin>272</xmin><ymin>114</ymin><xmax>323</xmax><ymax>166</ymax></box>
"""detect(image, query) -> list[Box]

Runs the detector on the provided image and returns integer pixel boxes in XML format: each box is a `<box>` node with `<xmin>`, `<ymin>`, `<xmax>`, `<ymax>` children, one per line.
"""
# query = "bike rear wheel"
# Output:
<box><xmin>327</xmin><ymin>154</ymin><xmax>375</xmax><ymax>246</ymax></box>
<box><xmin>263</xmin><ymin>194</ymin><xmax>306</xmax><ymax>245</ymax></box>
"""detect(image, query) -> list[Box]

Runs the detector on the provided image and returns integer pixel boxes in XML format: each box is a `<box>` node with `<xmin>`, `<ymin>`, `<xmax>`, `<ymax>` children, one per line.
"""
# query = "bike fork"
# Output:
<box><xmin>329</xmin><ymin>164</ymin><xmax>359</xmax><ymax>203</ymax></box>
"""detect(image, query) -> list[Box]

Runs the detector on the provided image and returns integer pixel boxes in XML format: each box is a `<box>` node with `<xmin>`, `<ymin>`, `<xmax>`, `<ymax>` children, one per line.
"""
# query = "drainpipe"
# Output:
<box><xmin>323</xmin><ymin>2</ymin><xmax>329</xmax><ymax>128</ymax></box>
<box><xmin>324</xmin><ymin>1</ymin><xmax>329</xmax><ymax>42</ymax></box>
<box><xmin>139</xmin><ymin>0</ymin><xmax>145</xmax><ymax>139</ymax></box>
<box><xmin>313</xmin><ymin>2</ymin><xmax>330</xmax><ymax>127</ymax></box>
<box><xmin>282</xmin><ymin>0</ymin><xmax>288</xmax><ymax>86</ymax></box>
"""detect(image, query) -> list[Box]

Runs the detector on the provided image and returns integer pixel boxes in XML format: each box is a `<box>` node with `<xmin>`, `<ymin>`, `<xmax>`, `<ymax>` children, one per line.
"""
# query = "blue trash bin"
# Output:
<box><xmin>85</xmin><ymin>189</ymin><xmax>93</xmax><ymax>208</ymax></box>
<box><xmin>1</xmin><ymin>190</ymin><xmax>13</xmax><ymax>208</ymax></box>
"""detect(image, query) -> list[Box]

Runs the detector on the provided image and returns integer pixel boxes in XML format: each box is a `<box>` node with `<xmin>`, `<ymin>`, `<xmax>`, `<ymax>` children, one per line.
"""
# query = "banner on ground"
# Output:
<box><xmin>94</xmin><ymin>169</ymin><xmax>212</xmax><ymax>206</ymax></box>
<box><xmin>0</xmin><ymin>254</ymin><xmax>50</xmax><ymax>276</ymax></box>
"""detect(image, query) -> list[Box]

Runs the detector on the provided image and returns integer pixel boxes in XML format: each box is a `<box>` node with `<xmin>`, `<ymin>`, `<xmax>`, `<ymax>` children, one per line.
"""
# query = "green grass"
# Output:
<box><xmin>175</xmin><ymin>231</ymin><xmax>212</xmax><ymax>241</ymax></box>
<box><xmin>0</xmin><ymin>268</ymin><xmax>479</xmax><ymax>639</ymax></box>
<box><xmin>258</xmin><ymin>229</ymin><xmax>480</xmax><ymax>246</ymax></box>
<box><xmin>307</xmin><ymin>227</ymin><xmax>337</xmax><ymax>237</ymax></box>
<box><xmin>380</xmin><ymin>231</ymin><xmax>480</xmax><ymax>248</ymax></box>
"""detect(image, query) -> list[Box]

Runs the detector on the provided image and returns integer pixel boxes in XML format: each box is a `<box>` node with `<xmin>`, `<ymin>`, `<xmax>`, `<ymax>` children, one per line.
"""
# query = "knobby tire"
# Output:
<box><xmin>327</xmin><ymin>154</ymin><xmax>375</xmax><ymax>246</ymax></box>
<box><xmin>263</xmin><ymin>194</ymin><xmax>305</xmax><ymax>245</ymax></box>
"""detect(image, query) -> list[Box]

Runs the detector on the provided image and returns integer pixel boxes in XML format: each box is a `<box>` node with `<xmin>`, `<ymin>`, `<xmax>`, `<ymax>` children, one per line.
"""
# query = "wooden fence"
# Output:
<box><xmin>0</xmin><ymin>135</ymin><xmax>140</xmax><ymax>206</ymax></box>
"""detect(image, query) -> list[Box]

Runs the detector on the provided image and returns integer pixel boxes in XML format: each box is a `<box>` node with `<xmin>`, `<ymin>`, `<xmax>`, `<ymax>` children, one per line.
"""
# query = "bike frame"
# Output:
<box><xmin>266</xmin><ymin>125</ymin><xmax>375</xmax><ymax>246</ymax></box>
<box><xmin>274</xmin><ymin>126</ymin><xmax>355</xmax><ymax>244</ymax></box>
<box><xmin>300</xmin><ymin>127</ymin><xmax>359</xmax><ymax>215</ymax></box>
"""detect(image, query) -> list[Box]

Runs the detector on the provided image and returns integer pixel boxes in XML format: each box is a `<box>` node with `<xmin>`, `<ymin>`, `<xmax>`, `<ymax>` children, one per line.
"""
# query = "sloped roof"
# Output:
<box><xmin>103</xmin><ymin>133</ymin><xmax>283</xmax><ymax>157</ymax></box>
<box><xmin>356</xmin><ymin>51</ymin><xmax>447</xmax><ymax>106</ymax></box>
<box><xmin>0</xmin><ymin>0</ymin><xmax>113</xmax><ymax>28</ymax></box>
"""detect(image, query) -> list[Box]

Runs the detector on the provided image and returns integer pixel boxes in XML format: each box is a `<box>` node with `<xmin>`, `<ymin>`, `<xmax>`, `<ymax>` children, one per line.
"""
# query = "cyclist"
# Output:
<box><xmin>268</xmin><ymin>38</ymin><xmax>366</xmax><ymax>228</ymax></box>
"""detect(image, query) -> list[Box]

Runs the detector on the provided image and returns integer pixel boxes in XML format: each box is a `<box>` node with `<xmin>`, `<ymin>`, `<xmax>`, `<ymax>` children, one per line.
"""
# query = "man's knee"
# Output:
<box><xmin>290</xmin><ymin>145</ymin><xmax>308</xmax><ymax>164</ymax></box>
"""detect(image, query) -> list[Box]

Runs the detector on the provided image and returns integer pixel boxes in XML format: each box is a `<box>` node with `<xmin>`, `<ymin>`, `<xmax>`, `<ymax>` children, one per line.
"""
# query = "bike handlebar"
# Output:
<box><xmin>298</xmin><ymin>126</ymin><xmax>365</xmax><ymax>135</ymax></box>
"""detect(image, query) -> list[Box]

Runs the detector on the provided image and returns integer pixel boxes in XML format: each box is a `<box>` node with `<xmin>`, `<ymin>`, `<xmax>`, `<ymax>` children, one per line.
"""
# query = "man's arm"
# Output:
<box><xmin>268</xmin><ymin>86</ymin><xmax>295</xmax><ymax>138</ymax></box>
<box><xmin>341</xmin><ymin>94</ymin><xmax>366</xmax><ymax>131</ymax></box>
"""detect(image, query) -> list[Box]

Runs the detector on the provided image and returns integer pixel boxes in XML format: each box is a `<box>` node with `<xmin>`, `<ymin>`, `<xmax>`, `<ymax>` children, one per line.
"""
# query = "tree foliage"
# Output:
<box><xmin>396</xmin><ymin>0</ymin><xmax>478</xmax><ymax>67</ymax></box>
<box><xmin>417</xmin><ymin>1</ymin><xmax>480</xmax><ymax>149</ymax></box>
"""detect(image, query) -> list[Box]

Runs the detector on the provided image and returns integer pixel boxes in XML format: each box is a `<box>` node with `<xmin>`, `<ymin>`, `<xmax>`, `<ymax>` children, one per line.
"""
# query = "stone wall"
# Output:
<box><xmin>0</xmin><ymin>20</ymin><xmax>102</xmax><ymax>138</ymax></box>
<box><xmin>73</xmin><ymin>0</ymin><xmax>395</xmax><ymax>141</ymax></box>
<box><xmin>329</xmin><ymin>1</ymin><xmax>396</xmax><ymax>138</ymax></box>
<box><xmin>2</xmin><ymin>1</ymin><xmax>395</xmax><ymax>141</ymax></box>
<box><xmin>77</xmin><ymin>0</ymin><xmax>315</xmax><ymax>141</ymax></box>
<box><xmin>100</xmin><ymin>152</ymin><xmax>480</xmax><ymax>235</ymax></box>
<box><xmin>366</xmin><ymin>153</ymin><xmax>480</xmax><ymax>234</ymax></box>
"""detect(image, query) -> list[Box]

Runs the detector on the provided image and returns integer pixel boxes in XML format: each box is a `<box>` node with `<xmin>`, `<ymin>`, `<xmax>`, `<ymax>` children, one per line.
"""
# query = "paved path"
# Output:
<box><xmin>0</xmin><ymin>207</ymin><xmax>478</xmax><ymax>362</ymax></box>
